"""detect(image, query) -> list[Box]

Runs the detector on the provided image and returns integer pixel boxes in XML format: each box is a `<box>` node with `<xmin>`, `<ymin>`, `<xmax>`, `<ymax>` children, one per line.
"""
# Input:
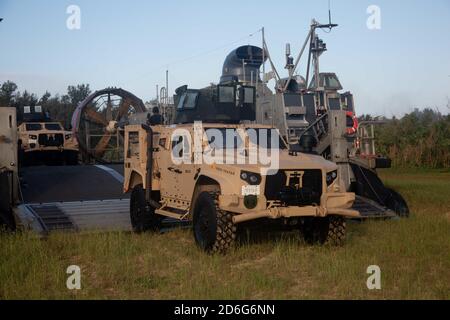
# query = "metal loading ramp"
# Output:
<box><xmin>15</xmin><ymin>165</ymin><xmax>189</xmax><ymax>234</ymax></box>
<box><xmin>17</xmin><ymin>200</ymin><xmax>131</xmax><ymax>234</ymax></box>
<box><xmin>19</xmin><ymin>165</ymin><xmax>126</xmax><ymax>204</ymax></box>
<box><xmin>15</xmin><ymin>165</ymin><xmax>132</xmax><ymax>233</ymax></box>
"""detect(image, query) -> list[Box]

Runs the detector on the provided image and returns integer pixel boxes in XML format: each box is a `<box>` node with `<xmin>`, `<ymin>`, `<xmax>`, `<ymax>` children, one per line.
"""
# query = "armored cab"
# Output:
<box><xmin>173</xmin><ymin>83</ymin><xmax>257</xmax><ymax>124</ymax></box>
<box><xmin>173</xmin><ymin>46</ymin><xmax>266</xmax><ymax>125</ymax></box>
<box><xmin>18</xmin><ymin>105</ymin><xmax>51</xmax><ymax>124</ymax></box>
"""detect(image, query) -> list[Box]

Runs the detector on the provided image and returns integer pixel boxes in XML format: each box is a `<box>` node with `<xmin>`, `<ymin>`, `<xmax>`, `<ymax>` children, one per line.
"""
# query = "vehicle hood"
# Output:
<box><xmin>215</xmin><ymin>150</ymin><xmax>337</xmax><ymax>174</ymax></box>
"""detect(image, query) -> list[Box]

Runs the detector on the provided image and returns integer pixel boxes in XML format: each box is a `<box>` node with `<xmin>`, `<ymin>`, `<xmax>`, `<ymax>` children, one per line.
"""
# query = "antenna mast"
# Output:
<box><xmin>262</xmin><ymin>27</ymin><xmax>266</xmax><ymax>95</ymax></box>
<box><xmin>305</xmin><ymin>0</ymin><xmax>338</xmax><ymax>90</ymax></box>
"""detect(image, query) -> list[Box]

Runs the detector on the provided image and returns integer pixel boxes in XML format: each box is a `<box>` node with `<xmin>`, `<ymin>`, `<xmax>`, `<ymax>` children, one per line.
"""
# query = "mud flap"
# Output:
<box><xmin>350</xmin><ymin>163</ymin><xmax>409</xmax><ymax>217</ymax></box>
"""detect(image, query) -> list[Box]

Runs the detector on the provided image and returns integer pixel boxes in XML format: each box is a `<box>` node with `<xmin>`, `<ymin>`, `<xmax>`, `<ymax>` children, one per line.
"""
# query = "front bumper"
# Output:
<box><xmin>219</xmin><ymin>192</ymin><xmax>360</xmax><ymax>224</ymax></box>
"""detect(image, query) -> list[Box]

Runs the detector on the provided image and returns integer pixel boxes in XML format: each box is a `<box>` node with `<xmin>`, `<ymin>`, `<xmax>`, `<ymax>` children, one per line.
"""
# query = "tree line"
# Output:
<box><xmin>0</xmin><ymin>80</ymin><xmax>91</xmax><ymax>129</ymax></box>
<box><xmin>361</xmin><ymin>109</ymin><xmax>450</xmax><ymax>169</ymax></box>
<box><xmin>1</xmin><ymin>80</ymin><xmax>449</xmax><ymax>168</ymax></box>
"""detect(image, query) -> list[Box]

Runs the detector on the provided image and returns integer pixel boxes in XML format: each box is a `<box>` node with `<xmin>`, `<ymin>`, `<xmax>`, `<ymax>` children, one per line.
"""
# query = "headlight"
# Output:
<box><xmin>326</xmin><ymin>170</ymin><xmax>338</xmax><ymax>186</ymax></box>
<box><xmin>65</xmin><ymin>134</ymin><xmax>72</xmax><ymax>140</ymax></box>
<box><xmin>240</xmin><ymin>170</ymin><xmax>261</xmax><ymax>185</ymax></box>
<box><xmin>29</xmin><ymin>134</ymin><xmax>37</xmax><ymax>140</ymax></box>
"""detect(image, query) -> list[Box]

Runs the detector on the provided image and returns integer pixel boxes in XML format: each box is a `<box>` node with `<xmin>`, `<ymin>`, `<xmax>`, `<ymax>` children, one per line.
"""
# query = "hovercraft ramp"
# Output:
<box><xmin>15</xmin><ymin>165</ymin><xmax>132</xmax><ymax>234</ymax></box>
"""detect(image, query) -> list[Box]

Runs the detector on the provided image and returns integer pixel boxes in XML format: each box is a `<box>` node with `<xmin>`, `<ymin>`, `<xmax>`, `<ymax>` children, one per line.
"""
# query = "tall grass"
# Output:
<box><xmin>1</xmin><ymin>169</ymin><xmax>449</xmax><ymax>299</ymax></box>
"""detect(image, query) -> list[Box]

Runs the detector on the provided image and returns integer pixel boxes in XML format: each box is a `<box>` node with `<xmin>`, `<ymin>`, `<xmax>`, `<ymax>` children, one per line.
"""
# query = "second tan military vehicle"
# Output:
<box><xmin>18</xmin><ymin>121</ymin><xmax>79</xmax><ymax>165</ymax></box>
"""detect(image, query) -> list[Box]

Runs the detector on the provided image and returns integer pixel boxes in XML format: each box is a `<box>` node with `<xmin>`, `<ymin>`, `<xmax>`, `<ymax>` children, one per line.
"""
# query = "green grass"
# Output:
<box><xmin>1</xmin><ymin>169</ymin><xmax>449</xmax><ymax>300</ymax></box>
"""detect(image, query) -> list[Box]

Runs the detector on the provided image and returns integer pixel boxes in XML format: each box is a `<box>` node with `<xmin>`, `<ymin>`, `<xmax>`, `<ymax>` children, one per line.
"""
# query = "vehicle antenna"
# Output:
<box><xmin>328</xmin><ymin>0</ymin><xmax>332</xmax><ymax>26</ymax></box>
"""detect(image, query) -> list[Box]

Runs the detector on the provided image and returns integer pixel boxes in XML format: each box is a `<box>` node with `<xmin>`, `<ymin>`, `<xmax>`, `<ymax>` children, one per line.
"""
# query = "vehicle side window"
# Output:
<box><xmin>243</xmin><ymin>87</ymin><xmax>254</xmax><ymax>104</ymax></box>
<box><xmin>184</xmin><ymin>92</ymin><xmax>198</xmax><ymax>109</ymax></box>
<box><xmin>127</xmin><ymin>131</ymin><xmax>140</xmax><ymax>159</ymax></box>
<box><xmin>177</xmin><ymin>94</ymin><xmax>186</xmax><ymax>110</ymax></box>
<box><xmin>218</xmin><ymin>85</ymin><xmax>235</xmax><ymax>103</ymax></box>
<box><xmin>177</xmin><ymin>92</ymin><xmax>198</xmax><ymax>110</ymax></box>
<box><xmin>159</xmin><ymin>138</ymin><xmax>167</xmax><ymax>149</ymax></box>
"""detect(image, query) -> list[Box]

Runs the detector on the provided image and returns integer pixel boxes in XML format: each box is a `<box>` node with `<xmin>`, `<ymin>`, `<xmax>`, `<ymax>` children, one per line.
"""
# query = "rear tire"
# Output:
<box><xmin>301</xmin><ymin>215</ymin><xmax>346</xmax><ymax>246</ymax></box>
<box><xmin>193</xmin><ymin>191</ymin><xmax>236</xmax><ymax>254</ymax></box>
<box><xmin>0</xmin><ymin>211</ymin><xmax>16</xmax><ymax>232</ymax></box>
<box><xmin>130</xmin><ymin>185</ymin><xmax>161</xmax><ymax>233</ymax></box>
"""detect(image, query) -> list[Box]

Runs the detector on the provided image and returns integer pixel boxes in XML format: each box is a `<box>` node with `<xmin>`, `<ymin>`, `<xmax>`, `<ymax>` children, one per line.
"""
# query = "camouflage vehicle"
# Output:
<box><xmin>17</xmin><ymin>106</ymin><xmax>79</xmax><ymax>165</ymax></box>
<box><xmin>123</xmin><ymin>83</ymin><xmax>359</xmax><ymax>253</ymax></box>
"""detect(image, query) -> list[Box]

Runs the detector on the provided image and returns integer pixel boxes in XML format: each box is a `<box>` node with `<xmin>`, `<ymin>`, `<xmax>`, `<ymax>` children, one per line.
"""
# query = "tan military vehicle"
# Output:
<box><xmin>123</xmin><ymin>122</ymin><xmax>359</xmax><ymax>253</ymax></box>
<box><xmin>18</xmin><ymin>121</ymin><xmax>79</xmax><ymax>165</ymax></box>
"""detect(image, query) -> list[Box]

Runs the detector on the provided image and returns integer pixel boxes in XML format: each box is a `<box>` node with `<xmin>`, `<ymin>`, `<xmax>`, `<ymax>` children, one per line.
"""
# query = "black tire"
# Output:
<box><xmin>385</xmin><ymin>188</ymin><xmax>409</xmax><ymax>218</ymax></box>
<box><xmin>301</xmin><ymin>215</ymin><xmax>346</xmax><ymax>246</ymax></box>
<box><xmin>193</xmin><ymin>191</ymin><xmax>236</xmax><ymax>254</ymax></box>
<box><xmin>130</xmin><ymin>185</ymin><xmax>161</xmax><ymax>233</ymax></box>
<box><xmin>0</xmin><ymin>211</ymin><xmax>16</xmax><ymax>233</ymax></box>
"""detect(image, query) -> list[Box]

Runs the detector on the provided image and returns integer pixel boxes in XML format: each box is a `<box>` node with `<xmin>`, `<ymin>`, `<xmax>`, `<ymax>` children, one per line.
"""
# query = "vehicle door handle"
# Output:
<box><xmin>168</xmin><ymin>167</ymin><xmax>182</xmax><ymax>174</ymax></box>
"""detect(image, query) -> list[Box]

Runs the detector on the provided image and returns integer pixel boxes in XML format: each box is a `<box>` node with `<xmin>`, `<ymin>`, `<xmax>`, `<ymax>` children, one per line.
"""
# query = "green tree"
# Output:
<box><xmin>0</xmin><ymin>80</ymin><xmax>18</xmax><ymax>106</ymax></box>
<box><xmin>14</xmin><ymin>90</ymin><xmax>38</xmax><ymax>108</ymax></box>
<box><xmin>375</xmin><ymin>109</ymin><xmax>449</xmax><ymax>168</ymax></box>
<box><xmin>39</xmin><ymin>91</ymin><xmax>51</xmax><ymax>105</ymax></box>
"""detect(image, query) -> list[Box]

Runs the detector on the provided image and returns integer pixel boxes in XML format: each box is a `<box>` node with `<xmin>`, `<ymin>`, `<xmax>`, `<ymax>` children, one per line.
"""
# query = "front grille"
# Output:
<box><xmin>264</xmin><ymin>169</ymin><xmax>323</xmax><ymax>206</ymax></box>
<box><xmin>38</xmin><ymin>133</ymin><xmax>64</xmax><ymax>147</ymax></box>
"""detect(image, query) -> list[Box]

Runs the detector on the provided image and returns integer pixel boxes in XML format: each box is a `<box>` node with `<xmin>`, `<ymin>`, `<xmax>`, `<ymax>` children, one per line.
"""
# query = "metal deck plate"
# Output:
<box><xmin>28</xmin><ymin>204</ymin><xmax>76</xmax><ymax>232</ymax></box>
<box><xmin>352</xmin><ymin>195</ymin><xmax>397</xmax><ymax>218</ymax></box>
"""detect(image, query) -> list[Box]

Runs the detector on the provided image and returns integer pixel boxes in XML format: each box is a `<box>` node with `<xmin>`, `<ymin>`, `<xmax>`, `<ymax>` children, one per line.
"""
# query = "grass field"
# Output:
<box><xmin>1</xmin><ymin>168</ymin><xmax>449</xmax><ymax>300</ymax></box>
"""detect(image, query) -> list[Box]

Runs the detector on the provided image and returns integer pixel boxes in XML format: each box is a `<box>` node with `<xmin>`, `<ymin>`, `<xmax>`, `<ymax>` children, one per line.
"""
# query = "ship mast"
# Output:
<box><xmin>306</xmin><ymin>19</ymin><xmax>338</xmax><ymax>90</ymax></box>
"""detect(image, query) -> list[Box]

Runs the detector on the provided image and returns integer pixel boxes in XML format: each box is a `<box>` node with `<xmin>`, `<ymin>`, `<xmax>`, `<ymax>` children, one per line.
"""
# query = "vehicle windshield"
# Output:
<box><xmin>45</xmin><ymin>123</ymin><xmax>62</xmax><ymax>130</ymax></box>
<box><xmin>204</xmin><ymin>128</ymin><xmax>287</xmax><ymax>151</ymax></box>
<box><xmin>247</xmin><ymin>128</ymin><xmax>287</xmax><ymax>150</ymax></box>
<box><xmin>205</xmin><ymin>128</ymin><xmax>244</xmax><ymax>150</ymax></box>
<box><xmin>25</xmin><ymin>123</ymin><xmax>42</xmax><ymax>131</ymax></box>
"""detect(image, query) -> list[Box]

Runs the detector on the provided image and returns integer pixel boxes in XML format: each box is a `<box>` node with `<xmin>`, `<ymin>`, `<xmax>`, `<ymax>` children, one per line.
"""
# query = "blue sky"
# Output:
<box><xmin>0</xmin><ymin>0</ymin><xmax>449</xmax><ymax>116</ymax></box>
